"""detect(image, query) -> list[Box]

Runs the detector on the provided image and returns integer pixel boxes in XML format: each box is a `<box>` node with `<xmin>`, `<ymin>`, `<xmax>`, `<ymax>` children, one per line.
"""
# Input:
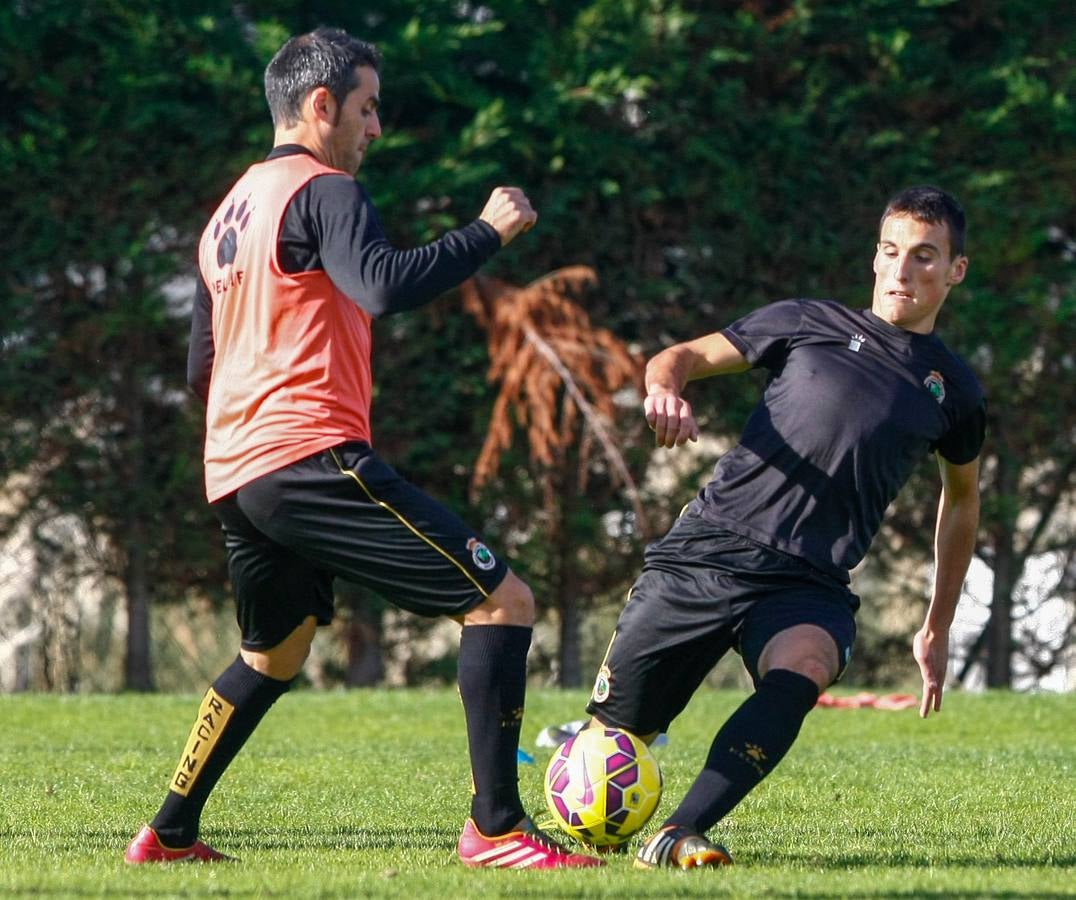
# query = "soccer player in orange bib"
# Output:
<box><xmin>125</xmin><ymin>27</ymin><xmax>600</xmax><ymax>870</ymax></box>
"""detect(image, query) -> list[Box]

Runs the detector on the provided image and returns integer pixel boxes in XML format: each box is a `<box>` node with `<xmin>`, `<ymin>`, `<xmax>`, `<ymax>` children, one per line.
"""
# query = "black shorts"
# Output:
<box><xmin>212</xmin><ymin>442</ymin><xmax>509</xmax><ymax>650</ymax></box>
<box><xmin>585</xmin><ymin>509</ymin><xmax>858</xmax><ymax>735</ymax></box>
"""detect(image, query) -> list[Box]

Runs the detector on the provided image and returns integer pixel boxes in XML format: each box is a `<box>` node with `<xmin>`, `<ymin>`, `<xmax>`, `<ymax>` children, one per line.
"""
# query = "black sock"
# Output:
<box><xmin>150</xmin><ymin>656</ymin><xmax>291</xmax><ymax>846</ymax></box>
<box><xmin>665</xmin><ymin>668</ymin><xmax>819</xmax><ymax>834</ymax></box>
<box><xmin>457</xmin><ymin>624</ymin><xmax>531</xmax><ymax>836</ymax></box>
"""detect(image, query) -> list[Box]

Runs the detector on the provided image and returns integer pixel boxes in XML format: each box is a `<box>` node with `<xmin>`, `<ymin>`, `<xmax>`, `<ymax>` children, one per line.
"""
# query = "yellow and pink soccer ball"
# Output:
<box><xmin>543</xmin><ymin>726</ymin><xmax>662</xmax><ymax>848</ymax></box>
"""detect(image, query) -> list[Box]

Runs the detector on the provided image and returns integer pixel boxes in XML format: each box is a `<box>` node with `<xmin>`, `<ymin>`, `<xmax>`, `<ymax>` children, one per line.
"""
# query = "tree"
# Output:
<box><xmin>2</xmin><ymin>0</ymin><xmax>1072</xmax><ymax>690</ymax></box>
<box><xmin>835</xmin><ymin>0</ymin><xmax>1076</xmax><ymax>686</ymax></box>
<box><xmin>0</xmin><ymin>1</ymin><xmax>277</xmax><ymax>688</ymax></box>
<box><xmin>462</xmin><ymin>268</ymin><xmax>645</xmax><ymax>684</ymax></box>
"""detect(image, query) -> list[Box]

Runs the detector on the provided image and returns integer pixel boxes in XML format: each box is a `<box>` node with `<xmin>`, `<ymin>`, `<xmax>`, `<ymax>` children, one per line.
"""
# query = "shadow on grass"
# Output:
<box><xmin>83</xmin><ymin>826</ymin><xmax>1076</xmax><ymax>870</ymax></box>
<box><xmin>236</xmin><ymin>824</ymin><xmax>460</xmax><ymax>852</ymax></box>
<box><xmin>754</xmin><ymin>850</ymin><xmax>1076</xmax><ymax>870</ymax></box>
<box><xmin>34</xmin><ymin>824</ymin><xmax>458</xmax><ymax>857</ymax></box>
<box><xmin>745</xmin><ymin>893</ymin><xmax>1075</xmax><ymax>900</ymax></box>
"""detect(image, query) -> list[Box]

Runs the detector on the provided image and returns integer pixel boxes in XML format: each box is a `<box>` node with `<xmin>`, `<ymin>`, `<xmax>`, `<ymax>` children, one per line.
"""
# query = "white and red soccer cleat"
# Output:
<box><xmin>457</xmin><ymin>817</ymin><xmax>604</xmax><ymax>869</ymax></box>
<box><xmin>124</xmin><ymin>824</ymin><xmax>235</xmax><ymax>864</ymax></box>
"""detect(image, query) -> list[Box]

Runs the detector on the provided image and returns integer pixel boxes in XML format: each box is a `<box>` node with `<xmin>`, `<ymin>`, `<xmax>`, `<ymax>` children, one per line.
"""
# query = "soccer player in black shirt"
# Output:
<box><xmin>587</xmin><ymin>186</ymin><xmax>984</xmax><ymax>870</ymax></box>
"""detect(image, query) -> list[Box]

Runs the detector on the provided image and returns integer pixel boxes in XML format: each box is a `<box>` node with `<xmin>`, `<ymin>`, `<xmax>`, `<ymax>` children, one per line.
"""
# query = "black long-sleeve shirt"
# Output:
<box><xmin>188</xmin><ymin>145</ymin><xmax>501</xmax><ymax>401</ymax></box>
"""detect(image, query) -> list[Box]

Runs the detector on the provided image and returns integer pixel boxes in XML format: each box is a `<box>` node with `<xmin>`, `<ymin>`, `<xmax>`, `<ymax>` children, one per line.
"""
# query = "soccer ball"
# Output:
<box><xmin>543</xmin><ymin>726</ymin><xmax>662</xmax><ymax>848</ymax></box>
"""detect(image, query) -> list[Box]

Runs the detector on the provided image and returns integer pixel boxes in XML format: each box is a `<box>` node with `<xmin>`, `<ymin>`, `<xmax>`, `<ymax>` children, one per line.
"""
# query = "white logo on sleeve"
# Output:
<box><xmin>848</xmin><ymin>333</ymin><xmax>866</xmax><ymax>352</ymax></box>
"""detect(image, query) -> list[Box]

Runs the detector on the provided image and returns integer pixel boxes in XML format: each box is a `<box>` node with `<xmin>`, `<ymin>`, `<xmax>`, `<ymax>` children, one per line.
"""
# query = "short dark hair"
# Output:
<box><xmin>880</xmin><ymin>185</ymin><xmax>966</xmax><ymax>258</ymax></box>
<box><xmin>265</xmin><ymin>27</ymin><xmax>381</xmax><ymax>128</ymax></box>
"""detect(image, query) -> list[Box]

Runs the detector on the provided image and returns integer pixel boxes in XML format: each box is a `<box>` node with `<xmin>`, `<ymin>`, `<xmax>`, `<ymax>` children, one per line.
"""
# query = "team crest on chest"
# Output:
<box><xmin>924</xmin><ymin>370</ymin><xmax>946</xmax><ymax>403</ymax></box>
<box><xmin>847</xmin><ymin>333</ymin><xmax>867</xmax><ymax>352</ymax></box>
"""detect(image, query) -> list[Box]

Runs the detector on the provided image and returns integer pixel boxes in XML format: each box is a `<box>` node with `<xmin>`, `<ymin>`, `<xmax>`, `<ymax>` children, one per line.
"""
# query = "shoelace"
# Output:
<box><xmin>523</xmin><ymin>825</ymin><xmax>572</xmax><ymax>856</ymax></box>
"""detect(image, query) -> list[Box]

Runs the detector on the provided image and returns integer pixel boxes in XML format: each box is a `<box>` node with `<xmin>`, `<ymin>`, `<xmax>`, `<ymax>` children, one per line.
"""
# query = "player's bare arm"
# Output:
<box><xmin>644</xmin><ymin>332</ymin><xmax>750</xmax><ymax>448</ymax></box>
<box><xmin>478</xmin><ymin>186</ymin><xmax>537</xmax><ymax>246</ymax></box>
<box><xmin>914</xmin><ymin>454</ymin><xmax>981</xmax><ymax>718</ymax></box>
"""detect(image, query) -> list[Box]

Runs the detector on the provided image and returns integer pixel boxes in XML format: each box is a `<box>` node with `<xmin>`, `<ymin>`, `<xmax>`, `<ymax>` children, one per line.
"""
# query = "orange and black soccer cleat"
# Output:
<box><xmin>633</xmin><ymin>824</ymin><xmax>733</xmax><ymax>870</ymax></box>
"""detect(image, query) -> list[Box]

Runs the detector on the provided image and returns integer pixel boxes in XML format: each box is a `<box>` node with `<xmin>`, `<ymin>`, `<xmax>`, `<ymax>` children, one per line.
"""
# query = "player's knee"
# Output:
<box><xmin>241</xmin><ymin>617</ymin><xmax>316</xmax><ymax>680</ymax></box>
<box><xmin>242</xmin><ymin>646</ymin><xmax>306</xmax><ymax>681</ymax></box>
<box><xmin>803</xmin><ymin>656</ymin><xmax>836</xmax><ymax>690</ymax></box>
<box><xmin>766</xmin><ymin>654</ymin><xmax>834</xmax><ymax>691</ymax></box>
<box><xmin>495</xmin><ymin>573</ymin><xmax>535</xmax><ymax>626</ymax></box>
<box><xmin>758</xmin><ymin>624</ymin><xmax>838</xmax><ymax>691</ymax></box>
<box><xmin>467</xmin><ymin>571</ymin><xmax>535</xmax><ymax>626</ymax></box>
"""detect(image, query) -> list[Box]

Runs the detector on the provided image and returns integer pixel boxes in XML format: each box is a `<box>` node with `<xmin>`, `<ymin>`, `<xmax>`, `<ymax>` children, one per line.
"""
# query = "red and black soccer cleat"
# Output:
<box><xmin>124</xmin><ymin>824</ymin><xmax>235</xmax><ymax>864</ymax></box>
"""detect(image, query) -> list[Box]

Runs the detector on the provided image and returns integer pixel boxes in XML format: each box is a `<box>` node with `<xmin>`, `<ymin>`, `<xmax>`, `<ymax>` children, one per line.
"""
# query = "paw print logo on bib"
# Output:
<box><xmin>213</xmin><ymin>195</ymin><xmax>254</xmax><ymax>267</ymax></box>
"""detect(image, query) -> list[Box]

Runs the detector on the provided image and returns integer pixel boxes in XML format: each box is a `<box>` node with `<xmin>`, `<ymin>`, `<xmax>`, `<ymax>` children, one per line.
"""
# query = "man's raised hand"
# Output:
<box><xmin>644</xmin><ymin>390</ymin><xmax>700</xmax><ymax>448</ymax></box>
<box><xmin>479</xmin><ymin>187</ymin><xmax>537</xmax><ymax>246</ymax></box>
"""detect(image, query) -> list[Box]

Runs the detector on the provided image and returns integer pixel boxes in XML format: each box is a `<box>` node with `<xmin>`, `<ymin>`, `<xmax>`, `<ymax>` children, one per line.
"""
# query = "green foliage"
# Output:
<box><xmin>0</xmin><ymin>2</ymin><xmax>271</xmax><ymax>605</ymax></box>
<box><xmin>0</xmin><ymin>690</ymin><xmax>1073</xmax><ymax>896</ymax></box>
<box><xmin>1</xmin><ymin>0</ymin><xmax>1072</xmax><ymax>688</ymax></box>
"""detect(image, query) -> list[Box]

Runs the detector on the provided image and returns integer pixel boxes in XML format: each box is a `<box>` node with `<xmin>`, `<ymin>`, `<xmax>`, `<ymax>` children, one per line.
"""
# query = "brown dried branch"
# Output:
<box><xmin>522</xmin><ymin>322</ymin><xmax>649</xmax><ymax>533</ymax></box>
<box><xmin>461</xmin><ymin>267</ymin><xmax>647</xmax><ymax>533</ymax></box>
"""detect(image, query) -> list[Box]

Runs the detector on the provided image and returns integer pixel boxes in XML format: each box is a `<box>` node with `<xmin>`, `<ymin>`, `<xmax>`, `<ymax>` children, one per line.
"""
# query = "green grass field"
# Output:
<box><xmin>1</xmin><ymin>688</ymin><xmax>1072</xmax><ymax>898</ymax></box>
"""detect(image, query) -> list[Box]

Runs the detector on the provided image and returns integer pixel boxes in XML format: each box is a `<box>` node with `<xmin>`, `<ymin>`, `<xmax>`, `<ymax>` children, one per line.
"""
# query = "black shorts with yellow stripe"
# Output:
<box><xmin>212</xmin><ymin>441</ymin><xmax>508</xmax><ymax>650</ymax></box>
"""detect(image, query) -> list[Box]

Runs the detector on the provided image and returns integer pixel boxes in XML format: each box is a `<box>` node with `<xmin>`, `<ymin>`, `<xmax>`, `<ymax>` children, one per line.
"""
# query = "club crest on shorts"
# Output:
<box><xmin>466</xmin><ymin>537</ymin><xmax>497</xmax><ymax>571</ymax></box>
<box><xmin>591</xmin><ymin>665</ymin><xmax>612</xmax><ymax>704</ymax></box>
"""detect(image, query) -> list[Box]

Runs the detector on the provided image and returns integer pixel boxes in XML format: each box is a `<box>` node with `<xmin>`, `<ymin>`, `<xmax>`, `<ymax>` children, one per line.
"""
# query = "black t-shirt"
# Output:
<box><xmin>187</xmin><ymin>145</ymin><xmax>501</xmax><ymax>401</ymax></box>
<box><xmin>695</xmin><ymin>298</ymin><xmax>986</xmax><ymax>582</ymax></box>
